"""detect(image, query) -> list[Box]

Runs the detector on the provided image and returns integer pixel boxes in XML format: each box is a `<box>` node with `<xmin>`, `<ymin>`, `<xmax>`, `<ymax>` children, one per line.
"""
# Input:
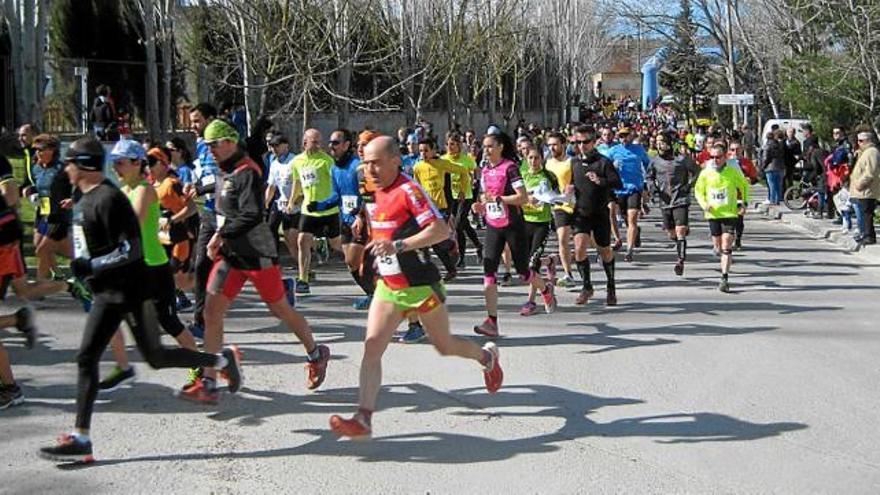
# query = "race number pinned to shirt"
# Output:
<box><xmin>486</xmin><ymin>201</ymin><xmax>507</xmax><ymax>220</ymax></box>
<box><xmin>342</xmin><ymin>195</ymin><xmax>358</xmax><ymax>213</ymax></box>
<box><xmin>376</xmin><ymin>254</ymin><xmax>402</xmax><ymax>276</ymax></box>
<box><xmin>709</xmin><ymin>187</ymin><xmax>728</xmax><ymax>207</ymax></box>
<box><xmin>300</xmin><ymin>168</ymin><xmax>318</xmax><ymax>188</ymax></box>
<box><xmin>39</xmin><ymin>197</ymin><xmax>51</xmax><ymax>216</ymax></box>
<box><xmin>72</xmin><ymin>225</ymin><xmax>90</xmax><ymax>258</ymax></box>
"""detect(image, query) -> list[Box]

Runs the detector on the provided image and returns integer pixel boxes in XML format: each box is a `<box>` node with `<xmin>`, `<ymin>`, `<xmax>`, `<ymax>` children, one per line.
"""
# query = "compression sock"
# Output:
<box><xmin>603</xmin><ymin>258</ymin><xmax>616</xmax><ymax>287</ymax></box>
<box><xmin>676</xmin><ymin>237</ymin><xmax>687</xmax><ymax>261</ymax></box>
<box><xmin>576</xmin><ymin>259</ymin><xmax>592</xmax><ymax>290</ymax></box>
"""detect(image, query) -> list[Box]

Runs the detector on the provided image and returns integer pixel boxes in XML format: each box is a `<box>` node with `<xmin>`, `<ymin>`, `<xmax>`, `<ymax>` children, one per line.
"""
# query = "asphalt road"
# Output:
<box><xmin>3</xmin><ymin>207</ymin><xmax>880</xmax><ymax>494</ymax></box>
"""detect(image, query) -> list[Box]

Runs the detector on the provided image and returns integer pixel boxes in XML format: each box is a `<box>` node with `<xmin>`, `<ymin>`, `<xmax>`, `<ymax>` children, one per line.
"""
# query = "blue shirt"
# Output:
<box><xmin>317</xmin><ymin>154</ymin><xmax>361</xmax><ymax>226</ymax></box>
<box><xmin>194</xmin><ymin>139</ymin><xmax>220</xmax><ymax>212</ymax></box>
<box><xmin>175</xmin><ymin>163</ymin><xmax>195</xmax><ymax>185</ymax></box>
<box><xmin>402</xmin><ymin>154</ymin><xmax>419</xmax><ymax>177</ymax></box>
<box><xmin>606</xmin><ymin>143</ymin><xmax>650</xmax><ymax>195</ymax></box>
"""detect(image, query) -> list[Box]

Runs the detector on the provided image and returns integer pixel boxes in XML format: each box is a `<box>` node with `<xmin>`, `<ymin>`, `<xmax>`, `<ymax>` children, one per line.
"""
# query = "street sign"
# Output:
<box><xmin>718</xmin><ymin>94</ymin><xmax>755</xmax><ymax>105</ymax></box>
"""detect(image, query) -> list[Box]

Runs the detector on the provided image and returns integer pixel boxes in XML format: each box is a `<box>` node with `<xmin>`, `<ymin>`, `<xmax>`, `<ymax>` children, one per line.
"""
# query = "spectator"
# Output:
<box><xmin>849</xmin><ymin>130</ymin><xmax>880</xmax><ymax>245</ymax></box>
<box><xmin>90</xmin><ymin>85</ymin><xmax>117</xmax><ymax>140</ymax></box>
<box><xmin>783</xmin><ymin>127</ymin><xmax>802</xmax><ymax>187</ymax></box>
<box><xmin>762</xmin><ymin>129</ymin><xmax>786</xmax><ymax>205</ymax></box>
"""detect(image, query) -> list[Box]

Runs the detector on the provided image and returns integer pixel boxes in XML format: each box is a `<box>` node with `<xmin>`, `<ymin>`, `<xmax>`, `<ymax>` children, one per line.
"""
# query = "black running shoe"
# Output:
<box><xmin>221</xmin><ymin>346</ymin><xmax>243</xmax><ymax>393</ymax></box>
<box><xmin>14</xmin><ymin>307</ymin><xmax>37</xmax><ymax>349</ymax></box>
<box><xmin>98</xmin><ymin>366</ymin><xmax>136</xmax><ymax>392</ymax></box>
<box><xmin>39</xmin><ymin>434</ymin><xmax>94</xmax><ymax>463</ymax></box>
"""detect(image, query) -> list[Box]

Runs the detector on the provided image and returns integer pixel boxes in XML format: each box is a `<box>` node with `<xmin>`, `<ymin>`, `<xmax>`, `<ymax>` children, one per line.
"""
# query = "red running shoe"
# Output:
<box><xmin>329</xmin><ymin>414</ymin><xmax>372</xmax><ymax>440</ymax></box>
<box><xmin>306</xmin><ymin>344</ymin><xmax>331</xmax><ymax>390</ymax></box>
<box><xmin>473</xmin><ymin>317</ymin><xmax>499</xmax><ymax>338</ymax></box>
<box><xmin>176</xmin><ymin>378</ymin><xmax>218</xmax><ymax>405</ymax></box>
<box><xmin>482</xmin><ymin>342</ymin><xmax>503</xmax><ymax>394</ymax></box>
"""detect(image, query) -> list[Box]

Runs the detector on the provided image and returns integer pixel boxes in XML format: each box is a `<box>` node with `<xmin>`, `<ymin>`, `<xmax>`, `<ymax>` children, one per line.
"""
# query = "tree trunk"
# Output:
<box><xmin>142</xmin><ymin>0</ymin><xmax>161</xmax><ymax>138</ymax></box>
<box><xmin>21</xmin><ymin>0</ymin><xmax>36</xmax><ymax>124</ymax></box>
<box><xmin>540</xmin><ymin>56</ymin><xmax>548</xmax><ymax>127</ymax></box>
<box><xmin>334</xmin><ymin>0</ymin><xmax>351</xmax><ymax>129</ymax></box>
<box><xmin>159</xmin><ymin>0</ymin><xmax>173</xmax><ymax>136</ymax></box>
<box><xmin>34</xmin><ymin>0</ymin><xmax>47</xmax><ymax>128</ymax></box>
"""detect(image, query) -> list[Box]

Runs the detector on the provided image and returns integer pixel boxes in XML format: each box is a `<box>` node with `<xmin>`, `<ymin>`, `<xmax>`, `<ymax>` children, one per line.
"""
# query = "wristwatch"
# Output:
<box><xmin>393</xmin><ymin>239</ymin><xmax>405</xmax><ymax>253</ymax></box>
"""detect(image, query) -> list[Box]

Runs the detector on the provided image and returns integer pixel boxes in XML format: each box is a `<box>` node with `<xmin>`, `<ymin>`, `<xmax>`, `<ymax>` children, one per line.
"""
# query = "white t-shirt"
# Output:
<box><xmin>267</xmin><ymin>153</ymin><xmax>297</xmax><ymax>212</ymax></box>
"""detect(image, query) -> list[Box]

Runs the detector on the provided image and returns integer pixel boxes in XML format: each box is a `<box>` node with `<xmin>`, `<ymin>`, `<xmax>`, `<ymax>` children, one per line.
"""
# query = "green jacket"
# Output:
<box><xmin>694</xmin><ymin>162</ymin><xmax>750</xmax><ymax>220</ymax></box>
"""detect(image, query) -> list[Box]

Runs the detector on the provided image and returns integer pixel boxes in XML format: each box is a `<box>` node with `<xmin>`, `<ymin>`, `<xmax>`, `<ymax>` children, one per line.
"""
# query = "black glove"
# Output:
<box><xmin>70</xmin><ymin>258</ymin><xmax>93</xmax><ymax>279</ymax></box>
<box><xmin>306</xmin><ymin>201</ymin><xmax>320</xmax><ymax>212</ymax></box>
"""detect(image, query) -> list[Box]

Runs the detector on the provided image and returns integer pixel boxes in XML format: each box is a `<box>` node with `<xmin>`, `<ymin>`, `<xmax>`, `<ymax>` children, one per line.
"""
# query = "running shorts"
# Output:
<box><xmin>341</xmin><ymin>222</ymin><xmax>367</xmax><ymax>245</ymax></box>
<box><xmin>571</xmin><ymin>214</ymin><xmax>612</xmax><ymax>248</ymax></box>
<box><xmin>207</xmin><ymin>258</ymin><xmax>286</xmax><ymax>303</ymax></box>
<box><xmin>709</xmin><ymin>218</ymin><xmax>737</xmax><ymax>237</ymax></box>
<box><xmin>552</xmin><ymin>209</ymin><xmax>574</xmax><ymax>228</ymax></box>
<box><xmin>300</xmin><ymin>213</ymin><xmax>340</xmax><ymax>239</ymax></box>
<box><xmin>375</xmin><ymin>279</ymin><xmax>445</xmax><ymax>316</ymax></box>
<box><xmin>662</xmin><ymin>206</ymin><xmax>689</xmax><ymax>230</ymax></box>
<box><xmin>617</xmin><ymin>191</ymin><xmax>642</xmax><ymax>211</ymax></box>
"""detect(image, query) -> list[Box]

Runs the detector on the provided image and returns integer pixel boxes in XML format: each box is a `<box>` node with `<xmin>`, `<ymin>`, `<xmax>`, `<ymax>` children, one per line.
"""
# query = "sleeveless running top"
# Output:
<box><xmin>126</xmin><ymin>180</ymin><xmax>168</xmax><ymax>267</ymax></box>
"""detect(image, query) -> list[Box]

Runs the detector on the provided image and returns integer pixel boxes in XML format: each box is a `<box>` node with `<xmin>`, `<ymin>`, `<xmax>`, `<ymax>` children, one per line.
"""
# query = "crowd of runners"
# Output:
<box><xmin>1</xmin><ymin>100</ymin><xmax>764</xmax><ymax>463</ymax></box>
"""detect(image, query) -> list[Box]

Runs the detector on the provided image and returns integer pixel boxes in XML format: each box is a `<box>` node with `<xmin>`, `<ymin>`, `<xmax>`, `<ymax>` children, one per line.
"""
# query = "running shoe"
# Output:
<box><xmin>456</xmin><ymin>257</ymin><xmax>466</xmax><ymax>269</ymax></box>
<box><xmin>719</xmin><ymin>278</ymin><xmax>731</xmax><ymax>293</ymax></box>
<box><xmin>329</xmin><ymin>414</ymin><xmax>372</xmax><ymax>440</ymax></box>
<box><xmin>474</xmin><ymin>317</ymin><xmax>499</xmax><ymax>338</ymax></box>
<box><xmin>540</xmin><ymin>283</ymin><xmax>557</xmax><ymax>314</ymax></box>
<box><xmin>294</xmin><ymin>278</ymin><xmax>311</xmax><ymax>295</ymax></box>
<box><xmin>0</xmin><ymin>384</ymin><xmax>24</xmax><ymax>410</ymax></box>
<box><xmin>442</xmin><ymin>269</ymin><xmax>458</xmax><ymax>283</ymax></box>
<box><xmin>519</xmin><ymin>301</ymin><xmax>538</xmax><ymax>316</ymax></box>
<box><xmin>67</xmin><ymin>277</ymin><xmax>92</xmax><ymax>312</ymax></box>
<box><xmin>734</xmin><ymin>238</ymin><xmax>743</xmax><ymax>251</ymax></box>
<box><xmin>176</xmin><ymin>378</ymin><xmax>218</xmax><ymax>404</ymax></box>
<box><xmin>623</xmin><ymin>251</ymin><xmax>634</xmax><ymax>263</ymax></box>
<box><xmin>187</xmin><ymin>321</ymin><xmax>205</xmax><ymax>340</ymax></box>
<box><xmin>352</xmin><ymin>295</ymin><xmax>372</xmax><ymax>310</ymax></box>
<box><xmin>220</xmin><ymin>346</ymin><xmax>244</xmax><ymax>393</ymax></box>
<box><xmin>316</xmin><ymin>238</ymin><xmax>329</xmax><ymax>264</ymax></box>
<box><xmin>98</xmin><ymin>366</ymin><xmax>136</xmax><ymax>392</ymax></box>
<box><xmin>606</xmin><ymin>285</ymin><xmax>618</xmax><ymax>306</ymax></box>
<box><xmin>575</xmin><ymin>288</ymin><xmax>594</xmax><ymax>306</ymax></box>
<box><xmin>612</xmin><ymin>239</ymin><xmax>623</xmax><ymax>251</ymax></box>
<box><xmin>39</xmin><ymin>434</ymin><xmax>93</xmax><ymax>463</ymax></box>
<box><xmin>674</xmin><ymin>259</ymin><xmax>685</xmax><ymax>276</ymax></box>
<box><xmin>283</xmin><ymin>277</ymin><xmax>297</xmax><ymax>307</ymax></box>
<box><xmin>482</xmin><ymin>342</ymin><xmax>503</xmax><ymax>394</ymax></box>
<box><xmin>14</xmin><ymin>307</ymin><xmax>36</xmax><ymax>349</ymax></box>
<box><xmin>499</xmin><ymin>273</ymin><xmax>513</xmax><ymax>286</ymax></box>
<box><xmin>175</xmin><ymin>290</ymin><xmax>193</xmax><ymax>311</ymax></box>
<box><xmin>306</xmin><ymin>344</ymin><xmax>330</xmax><ymax>390</ymax></box>
<box><xmin>398</xmin><ymin>321</ymin><xmax>427</xmax><ymax>343</ymax></box>
<box><xmin>181</xmin><ymin>367</ymin><xmax>202</xmax><ymax>391</ymax></box>
<box><xmin>557</xmin><ymin>274</ymin><xmax>573</xmax><ymax>288</ymax></box>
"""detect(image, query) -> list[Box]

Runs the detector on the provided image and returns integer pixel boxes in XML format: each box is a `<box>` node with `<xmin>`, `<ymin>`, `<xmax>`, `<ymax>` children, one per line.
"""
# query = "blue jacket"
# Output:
<box><xmin>194</xmin><ymin>138</ymin><xmax>221</xmax><ymax>213</ymax></box>
<box><xmin>315</xmin><ymin>153</ymin><xmax>361</xmax><ymax>226</ymax></box>
<box><xmin>606</xmin><ymin>143</ymin><xmax>650</xmax><ymax>195</ymax></box>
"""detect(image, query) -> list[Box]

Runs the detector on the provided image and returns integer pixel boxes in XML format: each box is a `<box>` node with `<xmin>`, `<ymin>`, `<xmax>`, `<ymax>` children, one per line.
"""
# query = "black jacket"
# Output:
<box><xmin>572</xmin><ymin>149</ymin><xmax>622</xmax><ymax>217</ymax></box>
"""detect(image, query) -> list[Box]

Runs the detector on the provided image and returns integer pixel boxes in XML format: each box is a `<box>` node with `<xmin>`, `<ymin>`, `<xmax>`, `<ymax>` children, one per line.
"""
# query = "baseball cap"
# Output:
<box><xmin>617</xmin><ymin>127</ymin><xmax>632</xmax><ymax>135</ymax></box>
<box><xmin>486</xmin><ymin>124</ymin><xmax>503</xmax><ymax>136</ymax></box>
<box><xmin>203</xmin><ymin>119</ymin><xmax>240</xmax><ymax>144</ymax></box>
<box><xmin>147</xmin><ymin>147</ymin><xmax>170</xmax><ymax>166</ymax></box>
<box><xmin>108</xmin><ymin>139</ymin><xmax>146</xmax><ymax>162</ymax></box>
<box><xmin>65</xmin><ymin>136</ymin><xmax>105</xmax><ymax>171</ymax></box>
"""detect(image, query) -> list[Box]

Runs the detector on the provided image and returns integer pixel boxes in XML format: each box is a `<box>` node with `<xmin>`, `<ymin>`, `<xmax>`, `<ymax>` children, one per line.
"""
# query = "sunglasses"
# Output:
<box><xmin>328</xmin><ymin>140</ymin><xmax>341</xmax><ymax>146</ymax></box>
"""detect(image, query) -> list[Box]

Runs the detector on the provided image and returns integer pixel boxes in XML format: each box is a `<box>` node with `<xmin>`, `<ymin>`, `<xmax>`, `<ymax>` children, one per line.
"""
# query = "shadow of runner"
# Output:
<box><xmin>53</xmin><ymin>383</ymin><xmax>807</xmax><ymax>468</ymax></box>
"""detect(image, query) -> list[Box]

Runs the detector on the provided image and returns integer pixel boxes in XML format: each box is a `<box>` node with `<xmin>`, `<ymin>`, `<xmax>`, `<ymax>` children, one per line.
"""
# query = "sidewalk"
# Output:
<box><xmin>751</xmin><ymin>184</ymin><xmax>880</xmax><ymax>263</ymax></box>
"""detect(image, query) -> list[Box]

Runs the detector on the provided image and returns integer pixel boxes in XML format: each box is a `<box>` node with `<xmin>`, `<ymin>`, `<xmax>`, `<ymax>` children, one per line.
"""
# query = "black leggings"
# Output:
<box><xmin>147</xmin><ymin>263</ymin><xmax>185</xmax><ymax>337</ymax></box>
<box><xmin>483</xmin><ymin>223</ymin><xmax>530</xmax><ymax>278</ymax></box>
<box><xmin>76</xmin><ymin>293</ymin><xmax>217</xmax><ymax>429</ymax></box>
<box><xmin>735</xmin><ymin>214</ymin><xmax>744</xmax><ymax>239</ymax></box>
<box><xmin>193</xmin><ymin>213</ymin><xmax>217</xmax><ymax>326</ymax></box>
<box><xmin>524</xmin><ymin>221</ymin><xmax>550</xmax><ymax>271</ymax></box>
<box><xmin>454</xmin><ymin>199</ymin><xmax>481</xmax><ymax>255</ymax></box>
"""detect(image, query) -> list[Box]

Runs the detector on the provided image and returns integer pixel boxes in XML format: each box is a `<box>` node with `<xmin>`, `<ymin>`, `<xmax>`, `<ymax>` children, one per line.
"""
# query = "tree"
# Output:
<box><xmin>659</xmin><ymin>0</ymin><xmax>712</xmax><ymax>123</ymax></box>
<box><xmin>2</xmin><ymin>0</ymin><xmax>48</xmax><ymax>127</ymax></box>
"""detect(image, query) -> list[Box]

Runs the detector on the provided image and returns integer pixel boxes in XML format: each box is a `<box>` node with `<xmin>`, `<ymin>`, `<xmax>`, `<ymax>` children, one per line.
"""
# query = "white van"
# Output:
<box><xmin>759</xmin><ymin>119</ymin><xmax>811</xmax><ymax>148</ymax></box>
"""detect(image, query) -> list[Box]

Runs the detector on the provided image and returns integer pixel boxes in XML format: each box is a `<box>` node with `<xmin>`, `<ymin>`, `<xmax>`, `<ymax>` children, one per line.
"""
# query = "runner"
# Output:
<box><xmin>441</xmin><ymin>132</ymin><xmax>483</xmax><ymax>268</ymax></box>
<box><xmin>290</xmin><ymin>129</ymin><xmax>342</xmax><ymax>295</ymax></box>
<box><xmin>97</xmin><ymin>141</ymin><xmax>204</xmax><ymax>392</ymax></box>
<box><xmin>519</xmin><ymin>145</ymin><xmax>559</xmax><ymax>316</ymax></box>
<box><xmin>178</xmin><ymin>120</ymin><xmax>330</xmax><ymax>404</ymax></box>
<box><xmin>412</xmin><ymin>137</ymin><xmax>466</xmax><ymax>281</ymax></box>
<box><xmin>568</xmin><ymin>126</ymin><xmax>622</xmax><ymax>306</ymax></box>
<box><xmin>647</xmin><ymin>132</ymin><xmax>700</xmax><ymax>276</ymax></box>
<box><xmin>727</xmin><ymin>140</ymin><xmax>759</xmax><ymax>250</ymax></box>
<box><xmin>472</xmin><ymin>131</ymin><xmax>556</xmax><ymax>337</ymax></box>
<box><xmin>39</xmin><ymin>137</ymin><xmax>241</xmax><ymax>462</ymax></box>
<box><xmin>605</xmin><ymin>127</ymin><xmax>650</xmax><ymax>262</ymax></box>
<box><xmin>328</xmin><ymin>136</ymin><xmax>502</xmax><ymax>440</ymax></box>
<box><xmin>183</xmin><ymin>102</ymin><xmax>222</xmax><ymax>340</ymax></box>
<box><xmin>263</xmin><ymin>133</ymin><xmax>300</xmax><ymax>301</ymax></box>
<box><xmin>544</xmin><ymin>132</ymin><xmax>576</xmax><ymax>286</ymax></box>
<box><xmin>694</xmin><ymin>142</ymin><xmax>750</xmax><ymax>293</ymax></box>
<box><xmin>22</xmin><ymin>134</ymin><xmax>72</xmax><ymax>281</ymax></box>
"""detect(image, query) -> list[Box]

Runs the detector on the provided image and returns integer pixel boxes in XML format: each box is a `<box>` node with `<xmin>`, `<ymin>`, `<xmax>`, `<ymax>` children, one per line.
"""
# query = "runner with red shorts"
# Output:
<box><xmin>178</xmin><ymin>120</ymin><xmax>330</xmax><ymax>404</ymax></box>
<box><xmin>329</xmin><ymin>136</ymin><xmax>502</xmax><ymax>440</ymax></box>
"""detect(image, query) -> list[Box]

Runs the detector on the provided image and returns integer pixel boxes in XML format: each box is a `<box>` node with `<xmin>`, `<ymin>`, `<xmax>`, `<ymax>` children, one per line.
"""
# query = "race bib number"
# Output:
<box><xmin>39</xmin><ymin>197</ymin><xmax>51</xmax><ymax>216</ymax></box>
<box><xmin>300</xmin><ymin>169</ymin><xmax>318</xmax><ymax>188</ymax></box>
<box><xmin>72</xmin><ymin>225</ymin><xmax>90</xmax><ymax>258</ymax></box>
<box><xmin>376</xmin><ymin>254</ymin><xmax>402</xmax><ymax>276</ymax></box>
<box><xmin>486</xmin><ymin>201</ymin><xmax>507</xmax><ymax>220</ymax></box>
<box><xmin>709</xmin><ymin>187</ymin><xmax>728</xmax><ymax>207</ymax></box>
<box><xmin>158</xmin><ymin>218</ymin><xmax>171</xmax><ymax>244</ymax></box>
<box><xmin>342</xmin><ymin>195</ymin><xmax>358</xmax><ymax>213</ymax></box>
<box><xmin>201</xmin><ymin>174</ymin><xmax>216</xmax><ymax>187</ymax></box>
<box><xmin>216</xmin><ymin>214</ymin><xmax>226</xmax><ymax>228</ymax></box>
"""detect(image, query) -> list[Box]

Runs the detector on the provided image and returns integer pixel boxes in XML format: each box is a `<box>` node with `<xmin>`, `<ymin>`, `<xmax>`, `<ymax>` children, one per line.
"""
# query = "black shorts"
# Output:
<box><xmin>552</xmin><ymin>209</ymin><xmax>574</xmax><ymax>228</ymax></box>
<box><xmin>662</xmin><ymin>206</ymin><xmax>689</xmax><ymax>230</ymax></box>
<box><xmin>524</xmin><ymin>221</ymin><xmax>550</xmax><ymax>271</ymax></box>
<box><xmin>572</xmin><ymin>215</ymin><xmax>612</xmax><ymax>248</ymax></box>
<box><xmin>483</xmin><ymin>223</ymin><xmax>530</xmax><ymax>277</ymax></box>
<box><xmin>617</xmin><ymin>191</ymin><xmax>642</xmax><ymax>211</ymax></box>
<box><xmin>341</xmin><ymin>222</ymin><xmax>367</xmax><ymax>245</ymax></box>
<box><xmin>268</xmin><ymin>209</ymin><xmax>301</xmax><ymax>232</ymax></box>
<box><xmin>299</xmin><ymin>214</ymin><xmax>340</xmax><ymax>239</ymax></box>
<box><xmin>709</xmin><ymin>218</ymin><xmax>737</xmax><ymax>237</ymax></box>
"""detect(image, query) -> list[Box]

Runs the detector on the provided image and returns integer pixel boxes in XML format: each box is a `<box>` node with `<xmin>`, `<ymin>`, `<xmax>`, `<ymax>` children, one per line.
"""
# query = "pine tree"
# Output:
<box><xmin>659</xmin><ymin>0</ymin><xmax>711</xmax><ymax>118</ymax></box>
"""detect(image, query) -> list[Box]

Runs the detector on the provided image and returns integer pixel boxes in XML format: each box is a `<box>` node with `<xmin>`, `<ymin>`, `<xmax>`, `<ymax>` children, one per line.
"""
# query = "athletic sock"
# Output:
<box><xmin>576</xmin><ymin>259</ymin><xmax>592</xmax><ymax>289</ymax></box>
<box><xmin>357</xmin><ymin>408</ymin><xmax>373</xmax><ymax>426</ymax></box>
<box><xmin>70</xmin><ymin>432</ymin><xmax>90</xmax><ymax>443</ymax></box>
<box><xmin>676</xmin><ymin>237</ymin><xmax>687</xmax><ymax>261</ymax></box>
<box><xmin>307</xmin><ymin>346</ymin><xmax>322</xmax><ymax>361</ymax></box>
<box><xmin>215</xmin><ymin>354</ymin><xmax>229</xmax><ymax>369</ymax></box>
<box><xmin>603</xmin><ymin>258</ymin><xmax>616</xmax><ymax>287</ymax></box>
<box><xmin>487</xmin><ymin>314</ymin><xmax>497</xmax><ymax>324</ymax></box>
<box><xmin>721</xmin><ymin>272</ymin><xmax>729</xmax><ymax>280</ymax></box>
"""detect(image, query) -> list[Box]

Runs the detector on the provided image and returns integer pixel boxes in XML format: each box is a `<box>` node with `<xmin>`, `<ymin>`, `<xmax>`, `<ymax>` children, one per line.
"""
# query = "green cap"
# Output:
<box><xmin>203</xmin><ymin>119</ymin><xmax>239</xmax><ymax>144</ymax></box>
